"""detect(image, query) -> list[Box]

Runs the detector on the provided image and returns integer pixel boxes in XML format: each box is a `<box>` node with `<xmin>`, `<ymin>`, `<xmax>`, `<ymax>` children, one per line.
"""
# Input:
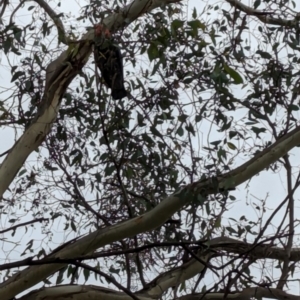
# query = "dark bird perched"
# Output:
<box><xmin>94</xmin><ymin>24</ymin><xmax>127</xmax><ymax>100</ymax></box>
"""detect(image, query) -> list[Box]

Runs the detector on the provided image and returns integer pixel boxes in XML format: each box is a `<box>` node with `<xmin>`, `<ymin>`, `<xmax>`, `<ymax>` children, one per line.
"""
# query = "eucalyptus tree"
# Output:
<box><xmin>0</xmin><ymin>0</ymin><xmax>300</xmax><ymax>299</ymax></box>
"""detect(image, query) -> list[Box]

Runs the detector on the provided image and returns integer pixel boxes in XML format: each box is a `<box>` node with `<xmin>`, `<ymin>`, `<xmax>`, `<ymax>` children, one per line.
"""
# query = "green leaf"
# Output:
<box><xmin>83</xmin><ymin>268</ymin><xmax>90</xmax><ymax>281</ymax></box>
<box><xmin>179</xmin><ymin>281</ymin><xmax>186</xmax><ymax>292</ymax></box>
<box><xmin>223</xmin><ymin>64</ymin><xmax>243</xmax><ymax>84</ymax></box>
<box><xmin>288</xmin><ymin>104</ymin><xmax>299</xmax><ymax>111</ymax></box>
<box><xmin>251</xmin><ymin>126</ymin><xmax>266</xmax><ymax>137</ymax></box>
<box><xmin>195</xmin><ymin>114</ymin><xmax>202</xmax><ymax>122</ymax></box>
<box><xmin>185</xmin><ymin>123</ymin><xmax>195</xmax><ymax>136</ymax></box>
<box><xmin>256</xmin><ymin>50</ymin><xmax>272</xmax><ymax>59</ymax></box>
<box><xmin>226</xmin><ymin>226</ymin><xmax>237</xmax><ymax>234</ymax></box>
<box><xmin>192</xmin><ymin>7</ymin><xmax>197</xmax><ymax>19</ymax></box>
<box><xmin>14</xmin><ymin>30</ymin><xmax>22</xmax><ymax>44</ymax></box>
<box><xmin>71</xmin><ymin>221</ymin><xmax>77</xmax><ymax>232</ymax></box>
<box><xmin>105</xmin><ymin>165</ymin><xmax>115</xmax><ymax>176</ymax></box>
<box><xmin>56</xmin><ymin>267</ymin><xmax>66</xmax><ymax>284</ymax></box>
<box><xmin>229</xmin><ymin>131</ymin><xmax>238</xmax><ymax>139</ymax></box>
<box><xmin>18</xmin><ymin>169</ymin><xmax>27</xmax><ymax>176</ymax></box>
<box><xmin>253</xmin><ymin>0</ymin><xmax>261</xmax><ymax>8</ymax></box>
<box><xmin>176</xmin><ymin>126</ymin><xmax>184</xmax><ymax>136</ymax></box>
<box><xmin>171</xmin><ymin>19</ymin><xmax>184</xmax><ymax>30</ymax></box>
<box><xmin>109</xmin><ymin>265</ymin><xmax>120</xmax><ymax>274</ymax></box>
<box><xmin>187</xmin><ymin>20</ymin><xmax>205</xmax><ymax>31</ymax></box>
<box><xmin>11</xmin><ymin>71</ymin><xmax>25</xmax><ymax>82</ymax></box>
<box><xmin>148</xmin><ymin>42</ymin><xmax>159</xmax><ymax>61</ymax></box>
<box><xmin>227</xmin><ymin>142</ymin><xmax>236</xmax><ymax>150</ymax></box>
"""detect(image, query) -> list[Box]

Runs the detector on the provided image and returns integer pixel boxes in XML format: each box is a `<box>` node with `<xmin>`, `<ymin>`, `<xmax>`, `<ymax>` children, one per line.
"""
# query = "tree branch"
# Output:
<box><xmin>33</xmin><ymin>0</ymin><xmax>70</xmax><ymax>44</ymax></box>
<box><xmin>0</xmin><ymin>217</ymin><xmax>47</xmax><ymax>234</ymax></box>
<box><xmin>178</xmin><ymin>287</ymin><xmax>300</xmax><ymax>300</ymax></box>
<box><xmin>0</xmin><ymin>0</ymin><xmax>182</xmax><ymax>200</ymax></box>
<box><xmin>1</xmin><ymin>119</ymin><xmax>300</xmax><ymax>299</ymax></box>
<box><xmin>16</xmin><ymin>284</ymin><xmax>300</xmax><ymax>300</ymax></box>
<box><xmin>225</xmin><ymin>0</ymin><xmax>300</xmax><ymax>27</ymax></box>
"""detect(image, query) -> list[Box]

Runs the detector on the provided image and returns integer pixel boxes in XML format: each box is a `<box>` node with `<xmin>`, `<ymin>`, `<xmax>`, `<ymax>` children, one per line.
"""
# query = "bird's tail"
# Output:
<box><xmin>112</xmin><ymin>89</ymin><xmax>127</xmax><ymax>100</ymax></box>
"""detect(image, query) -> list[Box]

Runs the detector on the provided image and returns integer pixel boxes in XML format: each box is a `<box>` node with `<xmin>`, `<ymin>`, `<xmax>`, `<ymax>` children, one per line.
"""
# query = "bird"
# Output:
<box><xmin>94</xmin><ymin>24</ymin><xmax>127</xmax><ymax>100</ymax></box>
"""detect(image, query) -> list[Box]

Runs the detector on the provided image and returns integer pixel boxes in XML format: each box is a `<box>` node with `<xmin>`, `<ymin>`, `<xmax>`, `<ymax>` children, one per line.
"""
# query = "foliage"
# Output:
<box><xmin>1</xmin><ymin>0</ymin><xmax>300</xmax><ymax>299</ymax></box>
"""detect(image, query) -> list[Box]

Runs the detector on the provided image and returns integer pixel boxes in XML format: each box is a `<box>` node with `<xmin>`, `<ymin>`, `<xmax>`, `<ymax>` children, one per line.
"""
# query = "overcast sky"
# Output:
<box><xmin>1</xmin><ymin>0</ymin><xmax>300</xmax><ymax>298</ymax></box>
